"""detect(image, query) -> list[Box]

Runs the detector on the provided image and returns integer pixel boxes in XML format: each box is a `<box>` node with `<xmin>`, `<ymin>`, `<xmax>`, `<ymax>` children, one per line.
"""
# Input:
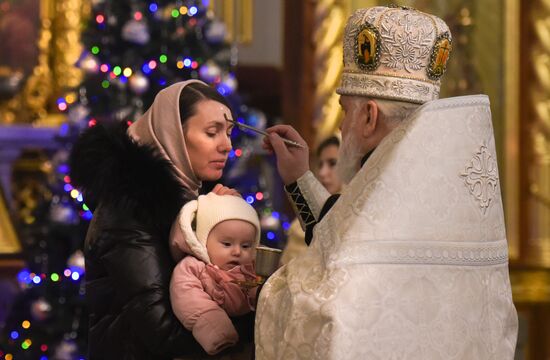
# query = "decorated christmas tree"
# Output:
<box><xmin>1</xmin><ymin>1</ymin><xmax>289</xmax><ymax>359</ymax></box>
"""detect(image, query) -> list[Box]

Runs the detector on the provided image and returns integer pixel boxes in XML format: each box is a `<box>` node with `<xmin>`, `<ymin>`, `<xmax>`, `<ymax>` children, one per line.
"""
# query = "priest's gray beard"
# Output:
<box><xmin>337</xmin><ymin>132</ymin><xmax>364</xmax><ymax>184</ymax></box>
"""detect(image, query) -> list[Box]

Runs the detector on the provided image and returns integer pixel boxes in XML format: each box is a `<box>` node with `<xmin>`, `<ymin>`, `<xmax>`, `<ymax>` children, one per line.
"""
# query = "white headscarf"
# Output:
<box><xmin>127</xmin><ymin>80</ymin><xmax>206</xmax><ymax>199</ymax></box>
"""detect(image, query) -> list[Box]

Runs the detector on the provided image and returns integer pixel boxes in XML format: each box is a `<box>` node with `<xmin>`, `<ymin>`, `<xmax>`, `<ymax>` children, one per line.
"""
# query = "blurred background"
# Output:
<box><xmin>0</xmin><ymin>0</ymin><xmax>548</xmax><ymax>359</ymax></box>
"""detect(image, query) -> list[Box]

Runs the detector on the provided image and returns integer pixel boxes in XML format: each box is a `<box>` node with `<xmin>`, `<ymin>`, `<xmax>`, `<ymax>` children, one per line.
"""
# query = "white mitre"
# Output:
<box><xmin>255</xmin><ymin>95</ymin><xmax>518</xmax><ymax>359</ymax></box>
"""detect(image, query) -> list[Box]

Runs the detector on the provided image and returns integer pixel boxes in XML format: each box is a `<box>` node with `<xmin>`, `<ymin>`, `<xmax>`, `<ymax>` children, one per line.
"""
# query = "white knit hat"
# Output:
<box><xmin>196</xmin><ymin>193</ymin><xmax>261</xmax><ymax>247</ymax></box>
<box><xmin>169</xmin><ymin>193</ymin><xmax>261</xmax><ymax>264</ymax></box>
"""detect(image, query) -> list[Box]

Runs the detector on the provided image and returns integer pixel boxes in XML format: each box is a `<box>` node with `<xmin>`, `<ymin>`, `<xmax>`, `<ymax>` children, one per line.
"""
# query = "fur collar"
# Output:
<box><xmin>69</xmin><ymin>123</ymin><xmax>191</xmax><ymax>230</ymax></box>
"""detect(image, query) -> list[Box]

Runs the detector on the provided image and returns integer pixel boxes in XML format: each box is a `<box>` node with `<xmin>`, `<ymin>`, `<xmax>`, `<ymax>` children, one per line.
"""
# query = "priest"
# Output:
<box><xmin>257</xmin><ymin>5</ymin><xmax>518</xmax><ymax>359</ymax></box>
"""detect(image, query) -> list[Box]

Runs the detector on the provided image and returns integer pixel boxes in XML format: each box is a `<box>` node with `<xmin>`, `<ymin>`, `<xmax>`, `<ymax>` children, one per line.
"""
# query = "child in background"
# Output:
<box><xmin>169</xmin><ymin>192</ymin><xmax>260</xmax><ymax>356</ymax></box>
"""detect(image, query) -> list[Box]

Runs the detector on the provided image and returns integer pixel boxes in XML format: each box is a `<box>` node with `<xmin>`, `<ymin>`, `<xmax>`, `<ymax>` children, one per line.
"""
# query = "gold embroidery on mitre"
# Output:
<box><xmin>355</xmin><ymin>23</ymin><xmax>381</xmax><ymax>71</ymax></box>
<box><xmin>428</xmin><ymin>32</ymin><xmax>452</xmax><ymax>80</ymax></box>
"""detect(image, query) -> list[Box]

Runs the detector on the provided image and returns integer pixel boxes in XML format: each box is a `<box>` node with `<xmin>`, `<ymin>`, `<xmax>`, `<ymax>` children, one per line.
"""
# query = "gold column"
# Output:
<box><xmin>0</xmin><ymin>190</ymin><xmax>20</xmax><ymax>254</ymax></box>
<box><xmin>210</xmin><ymin>0</ymin><xmax>253</xmax><ymax>44</ymax></box>
<box><xmin>312</xmin><ymin>0</ymin><xmax>348</xmax><ymax>145</ymax></box>
<box><xmin>0</xmin><ymin>0</ymin><xmax>54</xmax><ymax>124</ymax></box>
<box><xmin>38</xmin><ymin>0</ymin><xmax>87</xmax><ymax>127</ymax></box>
<box><xmin>505</xmin><ymin>0</ymin><xmax>521</xmax><ymax>261</ymax></box>
<box><xmin>0</xmin><ymin>0</ymin><xmax>87</xmax><ymax>126</ymax></box>
<box><xmin>53</xmin><ymin>0</ymin><xmax>85</xmax><ymax>90</ymax></box>
<box><xmin>528</xmin><ymin>0</ymin><xmax>550</xmax><ymax>265</ymax></box>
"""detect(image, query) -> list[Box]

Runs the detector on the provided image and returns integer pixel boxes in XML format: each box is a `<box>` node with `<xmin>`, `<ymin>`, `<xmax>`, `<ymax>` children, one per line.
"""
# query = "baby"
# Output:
<box><xmin>169</xmin><ymin>192</ymin><xmax>260</xmax><ymax>355</ymax></box>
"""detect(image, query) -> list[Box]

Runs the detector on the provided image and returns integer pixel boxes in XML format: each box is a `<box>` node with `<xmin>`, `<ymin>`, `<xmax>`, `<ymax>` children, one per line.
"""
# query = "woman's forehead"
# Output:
<box><xmin>198</xmin><ymin>99</ymin><xmax>230</xmax><ymax>111</ymax></box>
<box><xmin>194</xmin><ymin>100</ymin><xmax>232</xmax><ymax>123</ymax></box>
<box><xmin>320</xmin><ymin>144</ymin><xmax>339</xmax><ymax>156</ymax></box>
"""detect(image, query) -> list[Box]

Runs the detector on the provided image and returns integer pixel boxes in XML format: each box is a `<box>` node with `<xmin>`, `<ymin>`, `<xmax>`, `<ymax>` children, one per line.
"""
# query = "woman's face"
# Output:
<box><xmin>184</xmin><ymin>100</ymin><xmax>233</xmax><ymax>181</ymax></box>
<box><xmin>317</xmin><ymin>144</ymin><xmax>343</xmax><ymax>194</ymax></box>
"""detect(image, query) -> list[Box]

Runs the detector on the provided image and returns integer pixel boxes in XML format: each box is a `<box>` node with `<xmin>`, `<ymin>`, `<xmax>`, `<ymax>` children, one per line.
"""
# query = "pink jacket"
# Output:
<box><xmin>169</xmin><ymin>200</ymin><xmax>258</xmax><ymax>355</ymax></box>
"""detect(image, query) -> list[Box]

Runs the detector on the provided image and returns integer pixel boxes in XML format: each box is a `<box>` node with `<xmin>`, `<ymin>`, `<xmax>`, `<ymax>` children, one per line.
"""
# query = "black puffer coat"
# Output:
<box><xmin>70</xmin><ymin>124</ymin><xmax>254</xmax><ymax>360</ymax></box>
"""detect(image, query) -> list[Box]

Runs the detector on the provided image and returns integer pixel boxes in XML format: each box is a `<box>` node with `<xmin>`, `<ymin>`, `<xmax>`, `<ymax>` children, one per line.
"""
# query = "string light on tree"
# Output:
<box><xmin>79</xmin><ymin>52</ymin><xmax>100</xmax><ymax>74</ymax></box>
<box><xmin>129</xmin><ymin>72</ymin><xmax>150</xmax><ymax>94</ymax></box>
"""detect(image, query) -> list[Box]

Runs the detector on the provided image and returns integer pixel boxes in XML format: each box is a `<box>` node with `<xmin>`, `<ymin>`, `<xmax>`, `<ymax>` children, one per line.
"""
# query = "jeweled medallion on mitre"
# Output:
<box><xmin>428</xmin><ymin>32</ymin><xmax>452</xmax><ymax>79</ymax></box>
<box><xmin>355</xmin><ymin>23</ymin><xmax>381</xmax><ymax>71</ymax></box>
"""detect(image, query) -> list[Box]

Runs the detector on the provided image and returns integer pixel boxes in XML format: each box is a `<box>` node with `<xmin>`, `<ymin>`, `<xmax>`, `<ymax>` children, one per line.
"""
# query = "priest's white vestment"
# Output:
<box><xmin>255</xmin><ymin>95</ymin><xmax>518</xmax><ymax>360</ymax></box>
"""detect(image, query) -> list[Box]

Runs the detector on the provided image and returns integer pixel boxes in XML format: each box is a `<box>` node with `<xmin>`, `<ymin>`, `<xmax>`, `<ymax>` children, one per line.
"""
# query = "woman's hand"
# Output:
<box><xmin>211</xmin><ymin>184</ymin><xmax>241</xmax><ymax>197</ymax></box>
<box><xmin>262</xmin><ymin>125</ymin><xmax>310</xmax><ymax>185</ymax></box>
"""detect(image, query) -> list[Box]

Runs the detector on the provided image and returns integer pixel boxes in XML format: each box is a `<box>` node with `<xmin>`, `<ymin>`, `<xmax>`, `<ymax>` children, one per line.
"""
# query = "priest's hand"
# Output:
<box><xmin>262</xmin><ymin>125</ymin><xmax>309</xmax><ymax>185</ymax></box>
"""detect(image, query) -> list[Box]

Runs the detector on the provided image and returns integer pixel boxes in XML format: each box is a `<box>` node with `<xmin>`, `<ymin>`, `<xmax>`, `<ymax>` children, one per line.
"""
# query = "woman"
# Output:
<box><xmin>69</xmin><ymin>80</ymin><xmax>253</xmax><ymax>359</ymax></box>
<box><xmin>315</xmin><ymin>136</ymin><xmax>342</xmax><ymax>195</ymax></box>
<box><xmin>279</xmin><ymin>136</ymin><xmax>342</xmax><ymax>265</ymax></box>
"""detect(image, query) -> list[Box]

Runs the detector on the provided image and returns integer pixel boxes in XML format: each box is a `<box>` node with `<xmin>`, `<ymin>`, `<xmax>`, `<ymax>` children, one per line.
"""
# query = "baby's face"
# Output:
<box><xmin>206</xmin><ymin>219</ymin><xmax>256</xmax><ymax>270</ymax></box>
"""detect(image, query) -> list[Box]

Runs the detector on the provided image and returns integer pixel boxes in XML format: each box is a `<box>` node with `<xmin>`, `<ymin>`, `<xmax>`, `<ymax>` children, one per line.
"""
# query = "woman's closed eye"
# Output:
<box><xmin>205</xmin><ymin>129</ymin><xmax>232</xmax><ymax>138</ymax></box>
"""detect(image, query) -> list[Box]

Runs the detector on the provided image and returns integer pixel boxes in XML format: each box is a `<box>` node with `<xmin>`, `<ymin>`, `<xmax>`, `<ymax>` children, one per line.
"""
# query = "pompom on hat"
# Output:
<box><xmin>170</xmin><ymin>193</ymin><xmax>261</xmax><ymax>264</ymax></box>
<box><xmin>336</xmin><ymin>5</ymin><xmax>452</xmax><ymax>104</ymax></box>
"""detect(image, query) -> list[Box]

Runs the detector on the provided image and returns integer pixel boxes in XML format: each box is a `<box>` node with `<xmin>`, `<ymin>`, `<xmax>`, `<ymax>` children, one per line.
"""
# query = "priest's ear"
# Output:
<box><xmin>358</xmin><ymin>99</ymin><xmax>379</xmax><ymax>139</ymax></box>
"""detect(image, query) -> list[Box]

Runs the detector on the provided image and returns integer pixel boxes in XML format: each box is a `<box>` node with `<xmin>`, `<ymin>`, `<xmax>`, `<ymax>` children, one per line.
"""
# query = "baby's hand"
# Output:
<box><xmin>211</xmin><ymin>184</ymin><xmax>241</xmax><ymax>197</ymax></box>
